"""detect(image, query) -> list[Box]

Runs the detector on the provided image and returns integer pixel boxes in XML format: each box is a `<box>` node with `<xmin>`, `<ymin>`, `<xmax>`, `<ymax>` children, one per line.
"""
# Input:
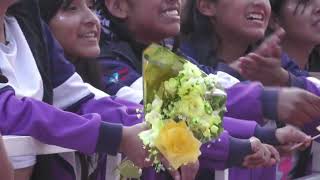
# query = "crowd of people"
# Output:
<box><xmin>1</xmin><ymin>0</ymin><xmax>320</xmax><ymax>180</ymax></box>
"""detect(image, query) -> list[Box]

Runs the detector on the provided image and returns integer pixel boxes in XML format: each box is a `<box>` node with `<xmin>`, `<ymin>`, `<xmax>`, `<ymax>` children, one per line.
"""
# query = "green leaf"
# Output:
<box><xmin>117</xmin><ymin>160</ymin><xmax>142</xmax><ymax>179</ymax></box>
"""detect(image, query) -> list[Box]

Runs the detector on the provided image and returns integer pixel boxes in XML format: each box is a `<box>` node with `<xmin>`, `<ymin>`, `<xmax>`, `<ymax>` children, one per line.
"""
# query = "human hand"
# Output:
<box><xmin>242</xmin><ymin>137</ymin><xmax>279</xmax><ymax>168</ymax></box>
<box><xmin>119</xmin><ymin>123</ymin><xmax>152</xmax><ymax>168</ymax></box>
<box><xmin>277</xmin><ymin>88</ymin><xmax>320</xmax><ymax>127</ymax></box>
<box><xmin>161</xmin><ymin>156</ymin><xmax>199</xmax><ymax>180</ymax></box>
<box><xmin>275</xmin><ymin>125</ymin><xmax>312</xmax><ymax>155</ymax></box>
<box><xmin>239</xmin><ymin>53</ymin><xmax>289</xmax><ymax>86</ymax></box>
<box><xmin>239</xmin><ymin>28</ymin><xmax>288</xmax><ymax>86</ymax></box>
<box><xmin>179</xmin><ymin>161</ymin><xmax>200</xmax><ymax>180</ymax></box>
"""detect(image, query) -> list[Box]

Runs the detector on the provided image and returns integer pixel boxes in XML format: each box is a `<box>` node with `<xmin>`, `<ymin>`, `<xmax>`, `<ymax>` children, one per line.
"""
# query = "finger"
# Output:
<box><xmin>160</xmin><ymin>155</ymin><xmax>171</xmax><ymax>170</ymax></box>
<box><xmin>274</xmin><ymin>27</ymin><xmax>286</xmax><ymax>41</ymax></box>
<box><xmin>160</xmin><ymin>156</ymin><xmax>181</xmax><ymax>180</ymax></box>
<box><xmin>243</xmin><ymin>159</ymin><xmax>265</xmax><ymax>168</ymax></box>
<box><xmin>271</xmin><ymin>44</ymin><xmax>282</xmax><ymax>58</ymax></box>
<box><xmin>239</xmin><ymin>59</ymin><xmax>262</xmax><ymax>80</ymax></box>
<box><xmin>247</xmin><ymin>53</ymin><xmax>270</xmax><ymax>66</ymax></box>
<box><xmin>276</xmin><ymin>144</ymin><xmax>294</xmax><ymax>156</ymax></box>
<box><xmin>286</xmin><ymin>110</ymin><xmax>311</xmax><ymax>127</ymax></box>
<box><xmin>304</xmin><ymin>94</ymin><xmax>320</xmax><ymax>120</ymax></box>
<box><xmin>280</xmin><ymin>126</ymin><xmax>309</xmax><ymax>144</ymax></box>
<box><xmin>264</xmin><ymin>158</ymin><xmax>277</xmax><ymax>167</ymax></box>
<box><xmin>266</xmin><ymin>145</ymin><xmax>280</xmax><ymax>162</ymax></box>
<box><xmin>244</xmin><ymin>157</ymin><xmax>266</xmax><ymax>166</ymax></box>
<box><xmin>170</xmin><ymin>170</ymin><xmax>181</xmax><ymax>180</ymax></box>
<box><xmin>263</xmin><ymin>146</ymin><xmax>271</xmax><ymax>162</ymax></box>
<box><xmin>181</xmin><ymin>162</ymin><xmax>199</xmax><ymax>180</ymax></box>
<box><xmin>292</xmin><ymin>130</ymin><xmax>310</xmax><ymax>143</ymax></box>
<box><xmin>255</xmin><ymin>28</ymin><xmax>285</xmax><ymax>57</ymax></box>
<box><xmin>244</xmin><ymin>158</ymin><xmax>267</xmax><ymax>168</ymax></box>
<box><xmin>244</xmin><ymin>150</ymin><xmax>266</xmax><ymax>163</ymax></box>
<box><xmin>298</xmin><ymin>137</ymin><xmax>312</xmax><ymax>151</ymax></box>
<box><xmin>268</xmin><ymin>28</ymin><xmax>285</xmax><ymax>45</ymax></box>
<box><xmin>240</xmin><ymin>58</ymin><xmax>258</xmax><ymax>70</ymax></box>
<box><xmin>248</xmin><ymin>53</ymin><xmax>280</xmax><ymax>68</ymax></box>
<box><xmin>255</xmin><ymin>40</ymin><xmax>272</xmax><ymax>57</ymax></box>
<box><xmin>140</xmin><ymin>122</ymin><xmax>149</xmax><ymax>130</ymax></box>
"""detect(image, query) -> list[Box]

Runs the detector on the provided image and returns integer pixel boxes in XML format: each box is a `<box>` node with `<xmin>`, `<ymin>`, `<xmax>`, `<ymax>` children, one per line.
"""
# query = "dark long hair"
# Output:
<box><xmin>38</xmin><ymin>1</ymin><xmax>104</xmax><ymax>180</ymax></box>
<box><xmin>309</xmin><ymin>46</ymin><xmax>320</xmax><ymax>72</ymax></box>
<box><xmin>181</xmin><ymin>0</ymin><xmax>221</xmax><ymax>67</ymax></box>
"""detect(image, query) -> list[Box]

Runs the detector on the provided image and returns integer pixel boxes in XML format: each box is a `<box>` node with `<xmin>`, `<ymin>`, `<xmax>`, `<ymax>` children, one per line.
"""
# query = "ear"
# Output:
<box><xmin>268</xmin><ymin>13</ymin><xmax>282</xmax><ymax>31</ymax></box>
<box><xmin>197</xmin><ymin>0</ymin><xmax>216</xmax><ymax>17</ymax></box>
<box><xmin>104</xmin><ymin>0</ymin><xmax>129</xmax><ymax>19</ymax></box>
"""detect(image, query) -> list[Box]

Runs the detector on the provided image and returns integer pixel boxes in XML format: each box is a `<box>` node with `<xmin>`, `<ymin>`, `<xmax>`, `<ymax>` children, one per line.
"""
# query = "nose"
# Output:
<box><xmin>252</xmin><ymin>0</ymin><xmax>270</xmax><ymax>7</ymax></box>
<box><xmin>314</xmin><ymin>0</ymin><xmax>320</xmax><ymax>14</ymax></box>
<box><xmin>166</xmin><ymin>0</ymin><xmax>180</xmax><ymax>5</ymax></box>
<box><xmin>314</xmin><ymin>8</ymin><xmax>320</xmax><ymax>15</ymax></box>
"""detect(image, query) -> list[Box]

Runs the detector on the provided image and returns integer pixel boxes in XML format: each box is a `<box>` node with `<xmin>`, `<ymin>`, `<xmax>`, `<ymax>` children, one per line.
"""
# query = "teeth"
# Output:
<box><xmin>165</xmin><ymin>10</ymin><xmax>179</xmax><ymax>16</ymax></box>
<box><xmin>247</xmin><ymin>13</ymin><xmax>263</xmax><ymax>20</ymax></box>
<box><xmin>82</xmin><ymin>33</ymin><xmax>96</xmax><ymax>38</ymax></box>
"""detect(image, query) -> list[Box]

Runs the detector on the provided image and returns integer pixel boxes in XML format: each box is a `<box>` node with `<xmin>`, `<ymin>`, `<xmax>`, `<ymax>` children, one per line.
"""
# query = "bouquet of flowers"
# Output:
<box><xmin>139</xmin><ymin>44</ymin><xmax>227</xmax><ymax>171</ymax></box>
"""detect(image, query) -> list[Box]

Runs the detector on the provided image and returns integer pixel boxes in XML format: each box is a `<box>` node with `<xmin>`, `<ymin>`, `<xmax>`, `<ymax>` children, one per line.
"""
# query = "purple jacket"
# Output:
<box><xmin>97</xmin><ymin>37</ymin><xmax>282</xmax><ymax>179</ymax></box>
<box><xmin>3</xmin><ymin>3</ymin><xmax>145</xmax><ymax>180</ymax></box>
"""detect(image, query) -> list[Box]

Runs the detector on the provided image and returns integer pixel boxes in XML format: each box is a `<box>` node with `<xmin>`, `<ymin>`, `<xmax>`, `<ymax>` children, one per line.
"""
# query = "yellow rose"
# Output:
<box><xmin>155</xmin><ymin>120</ymin><xmax>201</xmax><ymax>170</ymax></box>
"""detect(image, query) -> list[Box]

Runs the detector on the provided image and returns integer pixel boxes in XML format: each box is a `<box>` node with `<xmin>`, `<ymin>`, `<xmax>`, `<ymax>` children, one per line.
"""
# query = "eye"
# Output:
<box><xmin>62</xmin><ymin>2</ymin><xmax>78</xmax><ymax>11</ymax></box>
<box><xmin>64</xmin><ymin>4</ymin><xmax>78</xmax><ymax>12</ymax></box>
<box><xmin>294</xmin><ymin>0</ymin><xmax>311</xmax><ymax>14</ymax></box>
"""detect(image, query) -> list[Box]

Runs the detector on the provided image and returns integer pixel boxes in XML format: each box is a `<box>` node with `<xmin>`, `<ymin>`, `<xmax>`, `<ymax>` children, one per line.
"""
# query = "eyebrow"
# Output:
<box><xmin>294</xmin><ymin>0</ymin><xmax>310</xmax><ymax>14</ymax></box>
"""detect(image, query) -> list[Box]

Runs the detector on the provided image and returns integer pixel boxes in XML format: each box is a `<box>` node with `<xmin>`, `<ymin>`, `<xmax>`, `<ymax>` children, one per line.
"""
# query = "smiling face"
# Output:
<box><xmin>276</xmin><ymin>0</ymin><xmax>320</xmax><ymax>46</ymax></box>
<box><xmin>125</xmin><ymin>0</ymin><xmax>181</xmax><ymax>43</ymax></box>
<box><xmin>212</xmin><ymin>0</ymin><xmax>271</xmax><ymax>43</ymax></box>
<box><xmin>49</xmin><ymin>0</ymin><xmax>101</xmax><ymax>59</ymax></box>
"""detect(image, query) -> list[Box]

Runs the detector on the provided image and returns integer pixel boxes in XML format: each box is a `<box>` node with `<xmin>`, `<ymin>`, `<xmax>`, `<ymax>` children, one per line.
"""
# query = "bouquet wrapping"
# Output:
<box><xmin>139</xmin><ymin>44</ymin><xmax>227</xmax><ymax>171</ymax></box>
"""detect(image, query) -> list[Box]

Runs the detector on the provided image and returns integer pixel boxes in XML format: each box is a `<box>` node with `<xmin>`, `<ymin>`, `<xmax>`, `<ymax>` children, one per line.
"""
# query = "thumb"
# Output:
<box><xmin>170</xmin><ymin>170</ymin><xmax>181</xmax><ymax>180</ymax></box>
<box><xmin>138</xmin><ymin>122</ymin><xmax>149</xmax><ymax>131</ymax></box>
<box><xmin>160</xmin><ymin>156</ymin><xmax>181</xmax><ymax>180</ymax></box>
<box><xmin>274</xmin><ymin>27</ymin><xmax>286</xmax><ymax>42</ymax></box>
<box><xmin>270</xmin><ymin>44</ymin><xmax>282</xmax><ymax>58</ymax></box>
<box><xmin>255</xmin><ymin>27</ymin><xmax>285</xmax><ymax>57</ymax></box>
<box><xmin>282</xmin><ymin>126</ymin><xmax>308</xmax><ymax>143</ymax></box>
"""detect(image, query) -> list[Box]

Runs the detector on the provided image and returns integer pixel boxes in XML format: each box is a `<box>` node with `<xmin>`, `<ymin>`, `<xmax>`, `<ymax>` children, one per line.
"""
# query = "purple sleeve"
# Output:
<box><xmin>223</xmin><ymin>117</ymin><xmax>256</xmax><ymax>139</ymax></box>
<box><xmin>225</xmin><ymin>82</ymin><xmax>279</xmax><ymax>125</ymax></box>
<box><xmin>200</xmin><ymin>131</ymin><xmax>252</xmax><ymax>170</ymax></box>
<box><xmin>291</xmin><ymin>75</ymin><xmax>320</xmax><ymax>96</ymax></box>
<box><xmin>224</xmin><ymin>117</ymin><xmax>279</xmax><ymax>145</ymax></box>
<box><xmin>76</xmin><ymin>96</ymin><xmax>143</xmax><ymax>126</ymax></box>
<box><xmin>0</xmin><ymin>87</ymin><xmax>124</xmax><ymax>155</ymax></box>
